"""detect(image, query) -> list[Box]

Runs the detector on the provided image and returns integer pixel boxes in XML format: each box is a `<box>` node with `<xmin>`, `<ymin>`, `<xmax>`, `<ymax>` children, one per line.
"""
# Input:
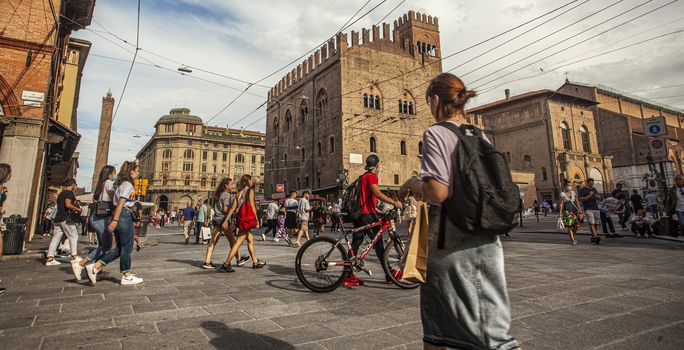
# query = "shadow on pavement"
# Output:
<box><xmin>166</xmin><ymin>258</ymin><xmax>205</xmax><ymax>268</ymax></box>
<box><xmin>202</xmin><ymin>320</ymin><xmax>295</xmax><ymax>349</ymax></box>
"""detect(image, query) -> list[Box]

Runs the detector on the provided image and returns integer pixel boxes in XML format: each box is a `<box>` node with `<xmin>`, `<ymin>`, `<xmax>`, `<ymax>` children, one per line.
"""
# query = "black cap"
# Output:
<box><xmin>365</xmin><ymin>154</ymin><xmax>379</xmax><ymax>171</ymax></box>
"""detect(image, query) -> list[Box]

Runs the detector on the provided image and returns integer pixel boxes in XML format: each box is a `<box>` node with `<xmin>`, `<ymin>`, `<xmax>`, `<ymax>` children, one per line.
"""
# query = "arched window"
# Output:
<box><xmin>300</xmin><ymin>147</ymin><xmax>305</xmax><ymax>163</ymax></box>
<box><xmin>162</xmin><ymin>177</ymin><xmax>168</xmax><ymax>186</ymax></box>
<box><xmin>299</xmin><ymin>101</ymin><xmax>308</xmax><ymax>125</ymax></box>
<box><xmin>329</xmin><ymin>136</ymin><xmax>335</xmax><ymax>153</ymax></box>
<box><xmin>200</xmin><ymin>177</ymin><xmax>207</xmax><ymax>187</ymax></box>
<box><xmin>317</xmin><ymin>141</ymin><xmax>322</xmax><ymax>157</ymax></box>
<box><xmin>235</xmin><ymin>154</ymin><xmax>244</xmax><ymax>163</ymax></box>
<box><xmin>560</xmin><ymin>122</ymin><xmax>571</xmax><ymax>150</ymax></box>
<box><xmin>541</xmin><ymin>167</ymin><xmax>548</xmax><ymax>181</ymax></box>
<box><xmin>364</xmin><ymin>94</ymin><xmax>369</xmax><ymax>108</ymax></box>
<box><xmin>297</xmin><ymin>177</ymin><xmax>301</xmax><ymax>190</ymax></box>
<box><xmin>183</xmin><ymin>149</ymin><xmax>194</xmax><ymax>159</ymax></box>
<box><xmin>418</xmin><ymin>141</ymin><xmax>423</xmax><ymax>156</ymax></box>
<box><xmin>368</xmin><ymin>94</ymin><xmax>375</xmax><ymax>109</ymax></box>
<box><xmin>316</xmin><ymin>89</ymin><xmax>328</xmax><ymax>119</ymax></box>
<box><xmin>184</xmin><ymin>176</ymin><xmax>191</xmax><ymax>186</ymax></box>
<box><xmin>374</xmin><ymin>95</ymin><xmax>381</xmax><ymax>109</ymax></box>
<box><xmin>285</xmin><ymin>110</ymin><xmax>292</xmax><ymax>131</ymax></box>
<box><xmin>284</xmin><ymin>153</ymin><xmax>287</xmax><ymax>164</ymax></box>
<box><xmin>273</xmin><ymin>117</ymin><xmax>279</xmax><ymax>137</ymax></box>
<box><xmin>370</xmin><ymin>137</ymin><xmax>377</xmax><ymax>153</ymax></box>
<box><xmin>580</xmin><ymin>125</ymin><xmax>591</xmax><ymax>153</ymax></box>
<box><xmin>400</xmin><ymin>140</ymin><xmax>407</xmax><ymax>155</ymax></box>
<box><xmin>524</xmin><ymin>155</ymin><xmax>532</xmax><ymax>168</ymax></box>
<box><xmin>408</xmin><ymin>102</ymin><xmax>414</xmax><ymax>114</ymax></box>
<box><xmin>211</xmin><ymin>178</ymin><xmax>217</xmax><ymax>187</ymax></box>
<box><xmin>162</xmin><ymin>149</ymin><xmax>172</xmax><ymax>159</ymax></box>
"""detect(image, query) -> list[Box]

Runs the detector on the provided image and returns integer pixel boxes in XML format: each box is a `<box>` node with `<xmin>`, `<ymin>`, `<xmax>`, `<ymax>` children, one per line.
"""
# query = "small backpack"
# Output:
<box><xmin>341</xmin><ymin>174</ymin><xmax>371</xmax><ymax>223</ymax></box>
<box><xmin>438</xmin><ymin>122</ymin><xmax>520</xmax><ymax>248</ymax></box>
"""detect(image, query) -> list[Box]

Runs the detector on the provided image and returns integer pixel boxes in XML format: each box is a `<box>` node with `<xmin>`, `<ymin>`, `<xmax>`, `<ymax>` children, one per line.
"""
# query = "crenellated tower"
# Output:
<box><xmin>395</xmin><ymin>10</ymin><xmax>441</xmax><ymax>64</ymax></box>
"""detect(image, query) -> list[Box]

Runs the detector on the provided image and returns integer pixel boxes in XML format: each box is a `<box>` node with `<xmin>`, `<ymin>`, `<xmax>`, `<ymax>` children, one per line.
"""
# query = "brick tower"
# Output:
<box><xmin>91</xmin><ymin>91</ymin><xmax>115</xmax><ymax>191</ymax></box>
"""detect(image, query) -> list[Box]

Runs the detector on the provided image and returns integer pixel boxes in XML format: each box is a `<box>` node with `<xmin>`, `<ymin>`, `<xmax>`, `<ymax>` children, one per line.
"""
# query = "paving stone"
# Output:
<box><xmin>121</xmin><ymin>328</ymin><xmax>209</xmax><ymax>348</ymax></box>
<box><xmin>0</xmin><ymin>333</ymin><xmax>43</xmax><ymax>349</ymax></box>
<box><xmin>599</xmin><ymin>323</ymin><xmax>684</xmax><ymax>350</ymax></box>
<box><xmin>131</xmin><ymin>300</ymin><xmax>178</xmax><ymax>313</ymax></box>
<box><xmin>38</xmin><ymin>294</ymin><xmax>104</xmax><ymax>306</ymax></box>
<box><xmin>632</xmin><ymin>302</ymin><xmax>684</xmax><ymax>322</ymax></box>
<box><xmin>33</xmin><ymin>305</ymin><xmax>133</xmax><ymax>326</ymax></box>
<box><xmin>0</xmin><ymin>315</ymin><xmax>34</xmax><ymax>330</ymax></box>
<box><xmin>318</xmin><ymin>330</ymin><xmax>407</xmax><ymax>350</ymax></box>
<box><xmin>260</xmin><ymin>324</ymin><xmax>341</xmax><ymax>345</ymax></box>
<box><xmin>114</xmin><ymin>306</ymin><xmax>209</xmax><ymax>324</ymax></box>
<box><xmin>156</xmin><ymin>310</ymin><xmax>253</xmax><ymax>333</ymax></box>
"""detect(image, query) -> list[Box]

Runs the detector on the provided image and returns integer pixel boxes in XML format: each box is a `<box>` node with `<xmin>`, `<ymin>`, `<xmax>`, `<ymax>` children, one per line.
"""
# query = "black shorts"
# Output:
<box><xmin>285</xmin><ymin>212</ymin><xmax>298</xmax><ymax>229</ymax></box>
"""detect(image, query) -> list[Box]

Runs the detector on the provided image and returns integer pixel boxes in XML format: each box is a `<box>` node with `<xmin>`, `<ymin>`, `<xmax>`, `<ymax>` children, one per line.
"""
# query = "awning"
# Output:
<box><xmin>311</xmin><ymin>184</ymin><xmax>341</xmax><ymax>194</ymax></box>
<box><xmin>45</xmin><ymin>118</ymin><xmax>81</xmax><ymax>186</ymax></box>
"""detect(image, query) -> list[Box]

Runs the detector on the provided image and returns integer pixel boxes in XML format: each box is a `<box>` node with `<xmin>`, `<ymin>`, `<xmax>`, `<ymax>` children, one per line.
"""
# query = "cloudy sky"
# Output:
<box><xmin>72</xmin><ymin>0</ymin><xmax>684</xmax><ymax>190</ymax></box>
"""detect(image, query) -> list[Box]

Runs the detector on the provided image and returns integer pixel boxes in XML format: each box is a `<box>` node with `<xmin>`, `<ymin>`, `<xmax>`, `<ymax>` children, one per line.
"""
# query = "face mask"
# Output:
<box><xmin>111</xmin><ymin>174</ymin><xmax>117</xmax><ymax>183</ymax></box>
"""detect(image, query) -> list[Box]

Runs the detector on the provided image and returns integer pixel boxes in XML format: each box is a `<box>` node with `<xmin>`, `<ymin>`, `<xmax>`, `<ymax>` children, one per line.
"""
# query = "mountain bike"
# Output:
<box><xmin>294</xmin><ymin>209</ymin><xmax>419</xmax><ymax>292</ymax></box>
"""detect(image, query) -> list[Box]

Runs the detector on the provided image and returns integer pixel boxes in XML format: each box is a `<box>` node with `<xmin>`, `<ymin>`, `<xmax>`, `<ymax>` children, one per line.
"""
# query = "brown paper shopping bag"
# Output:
<box><xmin>401</xmin><ymin>201</ymin><xmax>429</xmax><ymax>283</ymax></box>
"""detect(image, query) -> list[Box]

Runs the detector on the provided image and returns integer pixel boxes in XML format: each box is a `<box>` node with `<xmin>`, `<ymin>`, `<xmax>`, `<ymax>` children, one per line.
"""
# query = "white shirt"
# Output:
<box><xmin>645</xmin><ymin>193</ymin><xmax>658</xmax><ymax>207</ymax></box>
<box><xmin>298</xmin><ymin>198</ymin><xmax>311</xmax><ymax>221</ymax></box>
<box><xmin>266</xmin><ymin>202</ymin><xmax>279</xmax><ymax>220</ymax></box>
<box><xmin>284</xmin><ymin>198</ymin><xmax>298</xmax><ymax>213</ymax></box>
<box><xmin>332</xmin><ymin>203</ymin><xmax>341</xmax><ymax>213</ymax></box>
<box><xmin>113</xmin><ymin>181</ymin><xmax>135</xmax><ymax>207</ymax></box>
<box><xmin>676</xmin><ymin>187</ymin><xmax>684</xmax><ymax>212</ymax></box>
<box><xmin>99</xmin><ymin>179</ymin><xmax>114</xmax><ymax>202</ymax></box>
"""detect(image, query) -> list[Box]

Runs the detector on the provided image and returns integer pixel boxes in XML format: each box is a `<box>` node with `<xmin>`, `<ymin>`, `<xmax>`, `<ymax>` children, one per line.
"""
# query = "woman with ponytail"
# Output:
<box><xmin>78</xmin><ymin>165</ymin><xmax>116</xmax><ymax>270</ymax></box>
<box><xmin>399</xmin><ymin>73</ymin><xmax>517</xmax><ymax>350</ymax></box>
<box><xmin>85</xmin><ymin>161</ymin><xmax>143</xmax><ymax>285</ymax></box>
<box><xmin>219</xmin><ymin>175</ymin><xmax>265</xmax><ymax>272</ymax></box>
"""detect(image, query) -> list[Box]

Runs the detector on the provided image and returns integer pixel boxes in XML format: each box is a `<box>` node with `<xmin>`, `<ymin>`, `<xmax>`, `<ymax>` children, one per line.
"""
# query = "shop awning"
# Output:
<box><xmin>45</xmin><ymin>118</ymin><xmax>81</xmax><ymax>186</ymax></box>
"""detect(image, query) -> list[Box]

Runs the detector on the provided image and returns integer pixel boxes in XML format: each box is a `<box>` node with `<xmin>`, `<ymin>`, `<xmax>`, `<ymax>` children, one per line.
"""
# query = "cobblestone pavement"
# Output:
<box><xmin>0</xmin><ymin>217</ymin><xmax>682</xmax><ymax>349</ymax></box>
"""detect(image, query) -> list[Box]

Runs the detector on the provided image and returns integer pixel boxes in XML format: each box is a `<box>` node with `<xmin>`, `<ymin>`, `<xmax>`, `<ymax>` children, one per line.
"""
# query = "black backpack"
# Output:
<box><xmin>341</xmin><ymin>174</ymin><xmax>372</xmax><ymax>223</ymax></box>
<box><xmin>437</xmin><ymin>122</ymin><xmax>520</xmax><ymax>248</ymax></box>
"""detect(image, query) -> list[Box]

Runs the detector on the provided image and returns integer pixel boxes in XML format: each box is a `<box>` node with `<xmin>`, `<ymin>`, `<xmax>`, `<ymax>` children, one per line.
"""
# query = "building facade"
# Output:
<box><xmin>136</xmin><ymin>108</ymin><xmax>266</xmax><ymax>212</ymax></box>
<box><xmin>0</xmin><ymin>0</ymin><xmax>94</xmax><ymax>240</ymax></box>
<box><xmin>467</xmin><ymin>89</ymin><xmax>614</xmax><ymax>203</ymax></box>
<box><xmin>265</xmin><ymin>11</ymin><xmax>442</xmax><ymax>200</ymax></box>
<box><xmin>558</xmin><ymin>81</ymin><xmax>684</xmax><ymax>194</ymax></box>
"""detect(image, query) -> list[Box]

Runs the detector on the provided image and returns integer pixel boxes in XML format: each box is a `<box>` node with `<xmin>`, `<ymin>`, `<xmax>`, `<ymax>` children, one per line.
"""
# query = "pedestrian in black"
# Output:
<box><xmin>630</xmin><ymin>190</ymin><xmax>644</xmax><ymax>212</ymax></box>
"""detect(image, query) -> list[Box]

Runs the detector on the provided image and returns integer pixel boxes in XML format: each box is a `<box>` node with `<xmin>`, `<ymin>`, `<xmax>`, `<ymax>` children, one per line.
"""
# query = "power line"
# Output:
<box><xmin>479</xmin><ymin>28</ymin><xmax>684</xmax><ymax>94</ymax></box>
<box><xmin>109</xmin><ymin>0</ymin><xmax>141</xmax><ymax>126</ymax></box>
<box><xmin>628</xmin><ymin>83</ymin><xmax>684</xmax><ymax>93</ymax></box>
<box><xmin>471</xmin><ymin>0</ymin><xmax>679</xmax><ymax>89</ymax></box>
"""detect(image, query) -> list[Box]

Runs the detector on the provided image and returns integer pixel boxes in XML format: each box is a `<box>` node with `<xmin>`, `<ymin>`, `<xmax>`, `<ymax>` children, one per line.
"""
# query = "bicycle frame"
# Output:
<box><xmin>327</xmin><ymin>214</ymin><xmax>392</xmax><ymax>268</ymax></box>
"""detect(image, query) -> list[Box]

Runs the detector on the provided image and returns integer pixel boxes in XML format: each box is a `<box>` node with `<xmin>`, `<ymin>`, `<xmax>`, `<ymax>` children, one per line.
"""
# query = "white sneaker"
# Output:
<box><xmin>85</xmin><ymin>264</ymin><xmax>99</xmax><ymax>285</ymax></box>
<box><xmin>273</xmin><ymin>238</ymin><xmax>280</xmax><ymax>243</ymax></box>
<box><xmin>261</xmin><ymin>233</ymin><xmax>266</xmax><ymax>241</ymax></box>
<box><xmin>71</xmin><ymin>260</ymin><xmax>83</xmax><ymax>281</ymax></box>
<box><xmin>45</xmin><ymin>259</ymin><xmax>61</xmax><ymax>266</ymax></box>
<box><xmin>120</xmin><ymin>274</ymin><xmax>144</xmax><ymax>285</ymax></box>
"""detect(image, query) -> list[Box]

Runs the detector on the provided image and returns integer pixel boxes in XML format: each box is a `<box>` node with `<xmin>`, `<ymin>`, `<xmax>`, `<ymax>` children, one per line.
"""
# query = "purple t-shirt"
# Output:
<box><xmin>419</xmin><ymin>121</ymin><xmax>490</xmax><ymax>205</ymax></box>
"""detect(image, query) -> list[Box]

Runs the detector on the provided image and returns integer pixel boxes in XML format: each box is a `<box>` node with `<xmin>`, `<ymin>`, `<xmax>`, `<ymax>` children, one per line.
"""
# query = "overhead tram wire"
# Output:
<box><xmin>628</xmin><ymin>83</ymin><xmax>684</xmax><ymax>93</ymax></box>
<box><xmin>231</xmin><ymin>0</ymin><xmax>582</xmax><ymax>129</ymax></box>
<box><xmin>453</xmin><ymin>0</ymin><xmax>624</xmax><ymax>78</ymax></box>
<box><xmin>332</xmin><ymin>2</ymin><xmax>683</xmax><ymax>140</ymax></box>
<box><xmin>219</xmin><ymin>0</ymin><xmax>390</xmax><ymax>128</ymax></box>
<box><xmin>470</xmin><ymin>0</ymin><xmax>680</xmax><ymax>89</ymax></box>
<box><xmin>109</xmin><ymin>0</ymin><xmax>142</xmax><ymax>129</ymax></box>
<box><xmin>478</xmin><ymin>28</ymin><xmax>684</xmax><ymax>94</ymax></box>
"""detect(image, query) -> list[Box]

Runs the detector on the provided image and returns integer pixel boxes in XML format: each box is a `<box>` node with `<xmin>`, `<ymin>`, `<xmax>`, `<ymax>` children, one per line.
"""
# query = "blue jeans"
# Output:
<box><xmin>87</xmin><ymin>213</ymin><xmax>112</xmax><ymax>262</ymax></box>
<box><xmin>195</xmin><ymin>221</ymin><xmax>204</xmax><ymax>243</ymax></box>
<box><xmin>647</xmin><ymin>205</ymin><xmax>659</xmax><ymax>220</ymax></box>
<box><xmin>98</xmin><ymin>209</ymin><xmax>134</xmax><ymax>273</ymax></box>
<box><xmin>676</xmin><ymin>211</ymin><xmax>684</xmax><ymax>236</ymax></box>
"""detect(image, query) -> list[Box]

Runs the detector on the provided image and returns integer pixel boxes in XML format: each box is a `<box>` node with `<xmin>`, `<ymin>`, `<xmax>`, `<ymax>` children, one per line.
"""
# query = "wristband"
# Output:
<box><xmin>112</xmin><ymin>219</ymin><xmax>119</xmax><ymax>222</ymax></box>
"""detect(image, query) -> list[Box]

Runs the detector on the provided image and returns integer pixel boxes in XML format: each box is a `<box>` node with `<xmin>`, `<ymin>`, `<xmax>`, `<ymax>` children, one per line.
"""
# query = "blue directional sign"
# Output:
<box><xmin>643</xmin><ymin>116</ymin><xmax>667</xmax><ymax>137</ymax></box>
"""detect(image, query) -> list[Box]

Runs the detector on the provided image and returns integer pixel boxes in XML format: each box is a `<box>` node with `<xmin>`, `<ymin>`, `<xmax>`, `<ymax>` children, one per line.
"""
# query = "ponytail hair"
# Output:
<box><xmin>116</xmin><ymin>161</ymin><xmax>138</xmax><ymax>187</ymax></box>
<box><xmin>238</xmin><ymin>174</ymin><xmax>252</xmax><ymax>191</ymax></box>
<box><xmin>425</xmin><ymin>73</ymin><xmax>477</xmax><ymax>118</ymax></box>
<box><xmin>93</xmin><ymin>165</ymin><xmax>116</xmax><ymax>201</ymax></box>
<box><xmin>213</xmin><ymin>178</ymin><xmax>231</xmax><ymax>201</ymax></box>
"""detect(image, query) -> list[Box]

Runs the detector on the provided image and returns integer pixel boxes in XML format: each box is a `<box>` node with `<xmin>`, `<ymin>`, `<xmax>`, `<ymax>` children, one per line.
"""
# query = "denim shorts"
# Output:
<box><xmin>421</xmin><ymin>206</ymin><xmax>518</xmax><ymax>350</ymax></box>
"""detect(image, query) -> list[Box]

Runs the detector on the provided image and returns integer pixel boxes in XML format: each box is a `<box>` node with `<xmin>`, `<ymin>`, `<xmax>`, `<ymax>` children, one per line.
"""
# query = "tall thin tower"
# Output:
<box><xmin>91</xmin><ymin>91</ymin><xmax>115</xmax><ymax>191</ymax></box>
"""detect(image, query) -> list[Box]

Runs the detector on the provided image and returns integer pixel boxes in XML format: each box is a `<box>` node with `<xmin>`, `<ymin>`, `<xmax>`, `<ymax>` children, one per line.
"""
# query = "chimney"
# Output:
<box><xmin>504</xmin><ymin>89</ymin><xmax>510</xmax><ymax>100</ymax></box>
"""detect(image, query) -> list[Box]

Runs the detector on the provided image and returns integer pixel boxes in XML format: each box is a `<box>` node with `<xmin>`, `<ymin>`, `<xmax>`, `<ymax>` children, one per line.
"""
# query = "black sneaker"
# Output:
<box><xmin>202</xmin><ymin>262</ymin><xmax>216</xmax><ymax>270</ymax></box>
<box><xmin>237</xmin><ymin>256</ymin><xmax>251</xmax><ymax>267</ymax></box>
<box><xmin>253</xmin><ymin>260</ymin><xmax>266</xmax><ymax>269</ymax></box>
<box><xmin>218</xmin><ymin>263</ymin><xmax>234</xmax><ymax>273</ymax></box>
<box><xmin>595</xmin><ymin>236</ymin><xmax>601</xmax><ymax>245</ymax></box>
<box><xmin>590</xmin><ymin>236</ymin><xmax>596</xmax><ymax>243</ymax></box>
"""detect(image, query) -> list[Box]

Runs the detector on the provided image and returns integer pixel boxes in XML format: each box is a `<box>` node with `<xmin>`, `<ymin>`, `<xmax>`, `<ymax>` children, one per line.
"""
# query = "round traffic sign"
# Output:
<box><xmin>649</xmin><ymin>125</ymin><xmax>661</xmax><ymax>134</ymax></box>
<box><xmin>651</xmin><ymin>139</ymin><xmax>664</xmax><ymax>149</ymax></box>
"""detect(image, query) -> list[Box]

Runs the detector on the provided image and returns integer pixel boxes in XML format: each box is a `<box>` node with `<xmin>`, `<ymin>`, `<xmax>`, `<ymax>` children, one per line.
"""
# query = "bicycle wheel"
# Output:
<box><xmin>382</xmin><ymin>235</ymin><xmax>420</xmax><ymax>289</ymax></box>
<box><xmin>295</xmin><ymin>236</ymin><xmax>348</xmax><ymax>293</ymax></box>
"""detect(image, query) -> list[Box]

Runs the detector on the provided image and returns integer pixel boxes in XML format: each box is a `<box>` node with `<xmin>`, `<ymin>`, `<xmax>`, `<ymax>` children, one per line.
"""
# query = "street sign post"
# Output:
<box><xmin>643</xmin><ymin>116</ymin><xmax>667</xmax><ymax>137</ymax></box>
<box><xmin>649</xmin><ymin>137</ymin><xmax>667</xmax><ymax>159</ymax></box>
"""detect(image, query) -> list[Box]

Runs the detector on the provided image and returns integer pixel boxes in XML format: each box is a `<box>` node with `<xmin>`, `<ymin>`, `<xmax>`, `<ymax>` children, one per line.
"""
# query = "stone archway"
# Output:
<box><xmin>159</xmin><ymin>195</ymin><xmax>169</xmax><ymax>211</ymax></box>
<box><xmin>590</xmin><ymin>168</ymin><xmax>605</xmax><ymax>194</ymax></box>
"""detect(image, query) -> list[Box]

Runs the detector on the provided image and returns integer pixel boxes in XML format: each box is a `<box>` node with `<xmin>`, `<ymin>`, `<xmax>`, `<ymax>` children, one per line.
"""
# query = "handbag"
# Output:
<box><xmin>94</xmin><ymin>201</ymin><xmax>113</xmax><ymax>217</ymax></box>
<box><xmin>558</xmin><ymin>218</ymin><xmax>565</xmax><ymax>229</ymax></box>
<box><xmin>401</xmin><ymin>201</ymin><xmax>429</xmax><ymax>283</ymax></box>
<box><xmin>236</xmin><ymin>189</ymin><xmax>258</xmax><ymax>231</ymax></box>
<box><xmin>201</xmin><ymin>226</ymin><xmax>212</xmax><ymax>240</ymax></box>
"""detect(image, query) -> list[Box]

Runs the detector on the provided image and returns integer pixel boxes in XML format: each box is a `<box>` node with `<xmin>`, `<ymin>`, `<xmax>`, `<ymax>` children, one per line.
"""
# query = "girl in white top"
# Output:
<box><xmin>79</xmin><ymin>165</ymin><xmax>116</xmax><ymax>271</ymax></box>
<box><xmin>85</xmin><ymin>161</ymin><xmax>143</xmax><ymax>286</ymax></box>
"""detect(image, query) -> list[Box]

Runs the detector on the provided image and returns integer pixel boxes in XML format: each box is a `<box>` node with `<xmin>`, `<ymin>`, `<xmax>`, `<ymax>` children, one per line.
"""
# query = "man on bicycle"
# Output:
<box><xmin>345</xmin><ymin>154</ymin><xmax>403</xmax><ymax>287</ymax></box>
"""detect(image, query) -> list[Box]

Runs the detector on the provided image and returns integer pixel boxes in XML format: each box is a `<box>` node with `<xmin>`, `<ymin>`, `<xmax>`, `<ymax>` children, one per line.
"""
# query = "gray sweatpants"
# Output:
<box><xmin>47</xmin><ymin>221</ymin><xmax>79</xmax><ymax>257</ymax></box>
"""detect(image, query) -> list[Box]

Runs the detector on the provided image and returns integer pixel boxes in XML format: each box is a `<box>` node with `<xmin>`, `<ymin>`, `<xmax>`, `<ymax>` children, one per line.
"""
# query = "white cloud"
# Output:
<box><xmin>74</xmin><ymin>0</ymin><xmax>684</xmax><ymax>190</ymax></box>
